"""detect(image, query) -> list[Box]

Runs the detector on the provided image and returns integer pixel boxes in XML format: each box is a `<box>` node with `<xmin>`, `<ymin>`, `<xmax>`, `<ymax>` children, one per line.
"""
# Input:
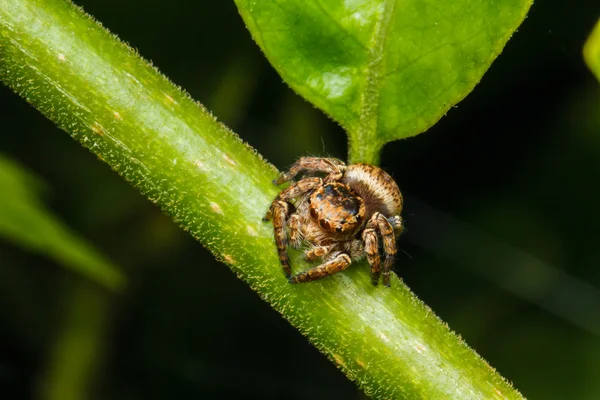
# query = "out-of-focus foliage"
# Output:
<box><xmin>0</xmin><ymin>154</ymin><xmax>124</xmax><ymax>290</ymax></box>
<box><xmin>235</xmin><ymin>0</ymin><xmax>532</xmax><ymax>163</ymax></box>
<box><xmin>584</xmin><ymin>18</ymin><xmax>600</xmax><ymax>82</ymax></box>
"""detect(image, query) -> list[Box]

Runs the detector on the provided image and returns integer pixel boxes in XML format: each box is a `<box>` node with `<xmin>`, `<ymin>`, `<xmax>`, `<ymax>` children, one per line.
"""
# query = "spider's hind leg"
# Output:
<box><xmin>388</xmin><ymin>215</ymin><xmax>404</xmax><ymax>235</ymax></box>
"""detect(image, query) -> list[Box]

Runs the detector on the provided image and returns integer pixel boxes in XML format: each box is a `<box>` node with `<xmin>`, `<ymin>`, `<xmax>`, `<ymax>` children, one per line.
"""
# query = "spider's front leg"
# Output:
<box><xmin>263</xmin><ymin>177</ymin><xmax>322</xmax><ymax>221</ymax></box>
<box><xmin>263</xmin><ymin>177</ymin><xmax>323</xmax><ymax>277</ymax></box>
<box><xmin>270</xmin><ymin>200</ymin><xmax>293</xmax><ymax>277</ymax></box>
<box><xmin>274</xmin><ymin>157</ymin><xmax>346</xmax><ymax>186</ymax></box>
<box><xmin>288</xmin><ymin>214</ymin><xmax>303</xmax><ymax>248</ymax></box>
<box><xmin>305</xmin><ymin>245</ymin><xmax>336</xmax><ymax>261</ymax></box>
<box><xmin>289</xmin><ymin>252</ymin><xmax>352</xmax><ymax>284</ymax></box>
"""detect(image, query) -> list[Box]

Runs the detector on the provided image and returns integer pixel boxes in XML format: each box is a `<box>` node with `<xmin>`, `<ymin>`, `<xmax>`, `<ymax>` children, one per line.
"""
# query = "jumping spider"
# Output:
<box><xmin>263</xmin><ymin>157</ymin><xmax>403</xmax><ymax>286</ymax></box>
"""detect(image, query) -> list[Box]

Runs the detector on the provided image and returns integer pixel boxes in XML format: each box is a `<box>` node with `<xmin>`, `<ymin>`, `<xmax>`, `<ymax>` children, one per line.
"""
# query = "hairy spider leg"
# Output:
<box><xmin>288</xmin><ymin>214</ymin><xmax>302</xmax><ymax>248</ymax></box>
<box><xmin>263</xmin><ymin>177</ymin><xmax>323</xmax><ymax>277</ymax></box>
<box><xmin>305</xmin><ymin>245</ymin><xmax>335</xmax><ymax>261</ymax></box>
<box><xmin>368</xmin><ymin>212</ymin><xmax>397</xmax><ymax>287</ymax></box>
<box><xmin>289</xmin><ymin>252</ymin><xmax>352</xmax><ymax>284</ymax></box>
<box><xmin>263</xmin><ymin>177</ymin><xmax>323</xmax><ymax>221</ymax></box>
<box><xmin>362</xmin><ymin>228</ymin><xmax>381</xmax><ymax>285</ymax></box>
<box><xmin>271</xmin><ymin>201</ymin><xmax>293</xmax><ymax>277</ymax></box>
<box><xmin>388</xmin><ymin>215</ymin><xmax>403</xmax><ymax>235</ymax></box>
<box><xmin>274</xmin><ymin>157</ymin><xmax>345</xmax><ymax>185</ymax></box>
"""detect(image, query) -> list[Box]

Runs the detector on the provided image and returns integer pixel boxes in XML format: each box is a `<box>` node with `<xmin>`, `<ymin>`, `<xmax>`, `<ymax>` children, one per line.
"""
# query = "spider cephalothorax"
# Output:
<box><xmin>263</xmin><ymin>157</ymin><xmax>403</xmax><ymax>286</ymax></box>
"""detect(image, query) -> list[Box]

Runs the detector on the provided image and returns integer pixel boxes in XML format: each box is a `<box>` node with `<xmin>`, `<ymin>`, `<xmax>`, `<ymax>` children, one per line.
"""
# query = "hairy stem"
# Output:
<box><xmin>0</xmin><ymin>0</ymin><xmax>523</xmax><ymax>398</ymax></box>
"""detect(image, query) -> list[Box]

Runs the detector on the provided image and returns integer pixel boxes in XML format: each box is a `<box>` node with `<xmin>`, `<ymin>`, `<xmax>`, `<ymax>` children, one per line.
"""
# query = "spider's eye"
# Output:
<box><xmin>310</xmin><ymin>206</ymin><xmax>319</xmax><ymax>220</ymax></box>
<box><xmin>318</xmin><ymin>219</ymin><xmax>331</xmax><ymax>230</ymax></box>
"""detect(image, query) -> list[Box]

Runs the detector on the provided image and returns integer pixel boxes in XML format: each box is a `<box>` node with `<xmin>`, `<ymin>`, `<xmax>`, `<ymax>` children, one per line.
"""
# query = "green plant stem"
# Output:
<box><xmin>0</xmin><ymin>1</ymin><xmax>523</xmax><ymax>398</ymax></box>
<box><xmin>348</xmin><ymin>136</ymin><xmax>383</xmax><ymax>165</ymax></box>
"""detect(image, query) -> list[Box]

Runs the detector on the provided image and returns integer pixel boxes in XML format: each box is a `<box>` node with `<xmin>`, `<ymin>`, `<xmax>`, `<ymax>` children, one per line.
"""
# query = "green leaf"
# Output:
<box><xmin>0</xmin><ymin>154</ymin><xmax>125</xmax><ymax>290</ymax></box>
<box><xmin>584</xmin><ymin>18</ymin><xmax>600</xmax><ymax>82</ymax></box>
<box><xmin>235</xmin><ymin>0</ymin><xmax>533</xmax><ymax>163</ymax></box>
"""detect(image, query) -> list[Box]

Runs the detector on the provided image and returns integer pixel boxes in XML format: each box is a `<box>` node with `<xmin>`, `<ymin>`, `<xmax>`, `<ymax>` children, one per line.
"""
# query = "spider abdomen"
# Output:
<box><xmin>342</xmin><ymin>164</ymin><xmax>403</xmax><ymax>217</ymax></box>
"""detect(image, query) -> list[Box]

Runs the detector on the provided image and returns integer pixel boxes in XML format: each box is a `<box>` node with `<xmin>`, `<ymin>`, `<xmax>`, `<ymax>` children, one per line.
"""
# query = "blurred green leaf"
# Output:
<box><xmin>584</xmin><ymin>18</ymin><xmax>600</xmax><ymax>82</ymax></box>
<box><xmin>39</xmin><ymin>282</ymin><xmax>111</xmax><ymax>400</ymax></box>
<box><xmin>235</xmin><ymin>0</ymin><xmax>532</xmax><ymax>163</ymax></box>
<box><xmin>0</xmin><ymin>154</ymin><xmax>125</xmax><ymax>290</ymax></box>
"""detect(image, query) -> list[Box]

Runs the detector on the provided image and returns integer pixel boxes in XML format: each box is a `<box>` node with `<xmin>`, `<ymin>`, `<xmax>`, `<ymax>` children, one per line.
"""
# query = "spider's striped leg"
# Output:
<box><xmin>388</xmin><ymin>215</ymin><xmax>404</xmax><ymax>235</ymax></box>
<box><xmin>362</xmin><ymin>228</ymin><xmax>381</xmax><ymax>285</ymax></box>
<box><xmin>263</xmin><ymin>177</ymin><xmax>322</xmax><ymax>221</ymax></box>
<box><xmin>289</xmin><ymin>252</ymin><xmax>351</xmax><ymax>284</ymax></box>
<box><xmin>274</xmin><ymin>157</ymin><xmax>346</xmax><ymax>185</ymax></box>
<box><xmin>288</xmin><ymin>214</ymin><xmax>303</xmax><ymax>248</ymax></box>
<box><xmin>271</xmin><ymin>200</ymin><xmax>293</xmax><ymax>277</ymax></box>
<box><xmin>368</xmin><ymin>212</ymin><xmax>397</xmax><ymax>287</ymax></box>
<box><xmin>305</xmin><ymin>245</ymin><xmax>335</xmax><ymax>261</ymax></box>
<box><xmin>264</xmin><ymin>177</ymin><xmax>323</xmax><ymax>278</ymax></box>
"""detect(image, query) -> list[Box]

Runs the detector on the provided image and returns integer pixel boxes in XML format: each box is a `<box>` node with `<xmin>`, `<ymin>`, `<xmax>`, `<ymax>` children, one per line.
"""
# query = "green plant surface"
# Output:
<box><xmin>584</xmin><ymin>18</ymin><xmax>600</xmax><ymax>82</ymax></box>
<box><xmin>0</xmin><ymin>154</ymin><xmax>124</xmax><ymax>290</ymax></box>
<box><xmin>235</xmin><ymin>0</ymin><xmax>533</xmax><ymax>164</ymax></box>
<box><xmin>0</xmin><ymin>0</ymin><xmax>523</xmax><ymax>398</ymax></box>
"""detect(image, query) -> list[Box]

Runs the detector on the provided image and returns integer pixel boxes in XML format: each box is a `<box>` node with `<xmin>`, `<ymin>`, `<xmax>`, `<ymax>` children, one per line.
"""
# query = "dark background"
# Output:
<box><xmin>1</xmin><ymin>0</ymin><xmax>600</xmax><ymax>399</ymax></box>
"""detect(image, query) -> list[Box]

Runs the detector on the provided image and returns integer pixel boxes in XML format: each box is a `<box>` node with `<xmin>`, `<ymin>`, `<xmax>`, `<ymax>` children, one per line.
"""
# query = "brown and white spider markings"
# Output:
<box><xmin>263</xmin><ymin>157</ymin><xmax>403</xmax><ymax>286</ymax></box>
